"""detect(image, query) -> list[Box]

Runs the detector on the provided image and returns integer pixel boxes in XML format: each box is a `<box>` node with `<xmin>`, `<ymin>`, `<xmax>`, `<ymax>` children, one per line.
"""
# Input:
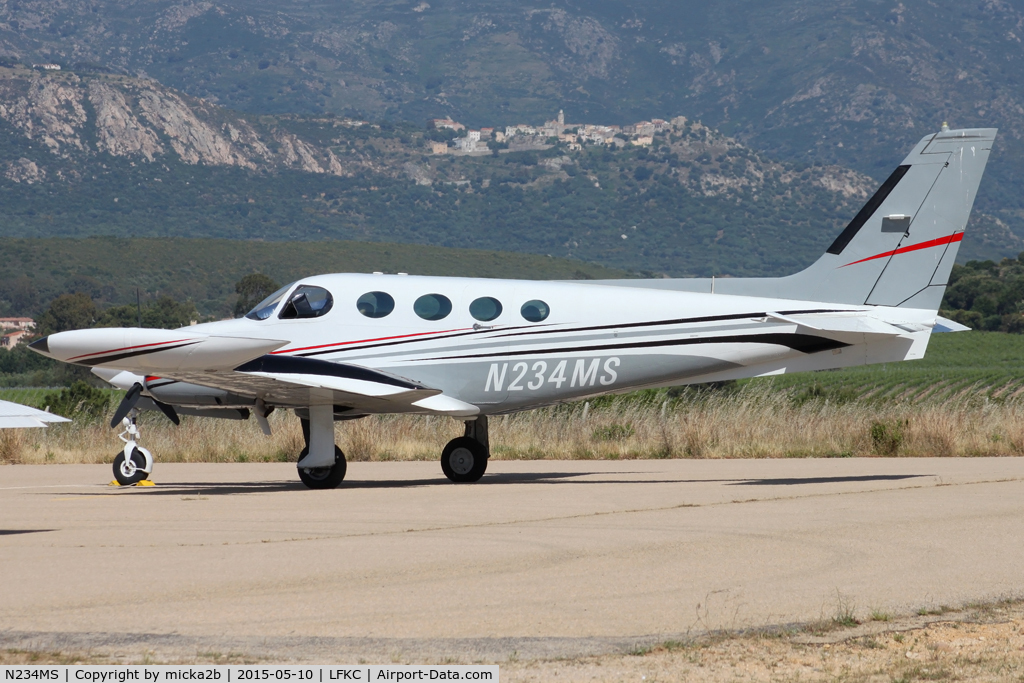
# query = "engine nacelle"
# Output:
<box><xmin>144</xmin><ymin>376</ymin><xmax>253</xmax><ymax>408</ymax></box>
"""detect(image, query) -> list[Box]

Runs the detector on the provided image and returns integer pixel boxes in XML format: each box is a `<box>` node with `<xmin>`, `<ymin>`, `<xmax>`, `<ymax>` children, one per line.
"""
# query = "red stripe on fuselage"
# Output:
<box><xmin>839</xmin><ymin>233</ymin><xmax>963</xmax><ymax>268</ymax></box>
<box><xmin>270</xmin><ymin>327</ymin><xmax>473</xmax><ymax>355</ymax></box>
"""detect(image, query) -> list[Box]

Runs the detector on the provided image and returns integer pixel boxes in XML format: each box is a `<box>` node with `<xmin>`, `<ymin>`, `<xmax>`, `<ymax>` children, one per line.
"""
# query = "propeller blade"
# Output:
<box><xmin>153</xmin><ymin>400</ymin><xmax>180</xmax><ymax>426</ymax></box>
<box><xmin>254</xmin><ymin>398</ymin><xmax>272</xmax><ymax>436</ymax></box>
<box><xmin>110</xmin><ymin>382</ymin><xmax>143</xmax><ymax>428</ymax></box>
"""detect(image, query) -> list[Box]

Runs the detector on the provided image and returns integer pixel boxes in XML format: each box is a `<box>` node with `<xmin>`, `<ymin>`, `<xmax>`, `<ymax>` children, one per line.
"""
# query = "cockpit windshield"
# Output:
<box><xmin>244</xmin><ymin>283</ymin><xmax>294</xmax><ymax>321</ymax></box>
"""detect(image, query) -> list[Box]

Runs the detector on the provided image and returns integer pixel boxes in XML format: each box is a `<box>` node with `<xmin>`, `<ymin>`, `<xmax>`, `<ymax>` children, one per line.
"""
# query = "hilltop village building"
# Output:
<box><xmin>432</xmin><ymin>109</ymin><xmax>683</xmax><ymax>155</ymax></box>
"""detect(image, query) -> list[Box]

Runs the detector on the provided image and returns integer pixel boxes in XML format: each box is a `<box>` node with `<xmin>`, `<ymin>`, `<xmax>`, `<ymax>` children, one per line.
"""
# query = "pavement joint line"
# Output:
<box><xmin>83</xmin><ymin>474</ymin><xmax>1024</xmax><ymax>549</ymax></box>
<box><xmin>0</xmin><ymin>483</ymin><xmax>107</xmax><ymax>491</ymax></box>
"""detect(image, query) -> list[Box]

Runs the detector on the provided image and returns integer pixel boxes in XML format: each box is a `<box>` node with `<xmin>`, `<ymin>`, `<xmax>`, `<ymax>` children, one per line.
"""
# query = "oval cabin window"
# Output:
<box><xmin>414</xmin><ymin>294</ymin><xmax>452</xmax><ymax>321</ymax></box>
<box><xmin>356</xmin><ymin>291</ymin><xmax>395</xmax><ymax>319</ymax></box>
<box><xmin>520</xmin><ymin>299</ymin><xmax>550</xmax><ymax>322</ymax></box>
<box><xmin>469</xmin><ymin>297</ymin><xmax>502</xmax><ymax>322</ymax></box>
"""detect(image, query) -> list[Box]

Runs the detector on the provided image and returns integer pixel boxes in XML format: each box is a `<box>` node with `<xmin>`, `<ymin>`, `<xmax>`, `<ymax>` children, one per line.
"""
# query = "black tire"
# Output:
<box><xmin>113</xmin><ymin>448</ymin><xmax>149</xmax><ymax>486</ymax></box>
<box><xmin>297</xmin><ymin>445</ymin><xmax>347</xmax><ymax>489</ymax></box>
<box><xmin>441</xmin><ymin>437</ymin><xmax>488</xmax><ymax>483</ymax></box>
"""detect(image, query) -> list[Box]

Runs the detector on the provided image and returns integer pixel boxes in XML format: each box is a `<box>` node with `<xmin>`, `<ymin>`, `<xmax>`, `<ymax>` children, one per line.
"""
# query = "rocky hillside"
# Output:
<box><xmin>0</xmin><ymin>66</ymin><xmax>346</xmax><ymax>180</ymax></box>
<box><xmin>0</xmin><ymin>61</ymin><xmax>1016</xmax><ymax>277</ymax></box>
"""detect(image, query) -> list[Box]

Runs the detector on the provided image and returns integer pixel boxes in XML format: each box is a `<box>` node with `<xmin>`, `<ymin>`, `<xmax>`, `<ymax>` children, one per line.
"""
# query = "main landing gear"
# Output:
<box><xmin>293</xmin><ymin>412</ymin><xmax>491</xmax><ymax>488</ymax></box>
<box><xmin>296</xmin><ymin>405</ymin><xmax>348</xmax><ymax>490</ymax></box>
<box><xmin>441</xmin><ymin>416</ymin><xmax>489</xmax><ymax>483</ymax></box>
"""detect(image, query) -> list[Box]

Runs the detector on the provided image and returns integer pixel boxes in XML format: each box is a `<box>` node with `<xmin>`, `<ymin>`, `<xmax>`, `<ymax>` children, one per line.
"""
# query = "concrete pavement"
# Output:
<box><xmin>1</xmin><ymin>458</ymin><xmax>1022</xmax><ymax>662</ymax></box>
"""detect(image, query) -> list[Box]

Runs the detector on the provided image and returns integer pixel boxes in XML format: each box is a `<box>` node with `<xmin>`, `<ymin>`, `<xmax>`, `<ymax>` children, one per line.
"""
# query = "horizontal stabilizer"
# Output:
<box><xmin>761</xmin><ymin>312</ymin><xmax>910</xmax><ymax>339</ymax></box>
<box><xmin>934</xmin><ymin>316</ymin><xmax>971</xmax><ymax>333</ymax></box>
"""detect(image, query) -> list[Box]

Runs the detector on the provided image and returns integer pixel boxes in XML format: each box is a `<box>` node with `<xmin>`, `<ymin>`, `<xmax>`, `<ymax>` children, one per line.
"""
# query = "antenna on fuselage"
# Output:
<box><xmin>136</xmin><ymin>288</ymin><xmax>142</xmax><ymax>328</ymax></box>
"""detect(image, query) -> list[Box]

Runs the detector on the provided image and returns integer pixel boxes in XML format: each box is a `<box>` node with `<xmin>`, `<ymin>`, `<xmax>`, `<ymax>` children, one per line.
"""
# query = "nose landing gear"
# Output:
<box><xmin>441</xmin><ymin>416</ymin><xmax>489</xmax><ymax>483</ymax></box>
<box><xmin>113</xmin><ymin>411</ymin><xmax>154</xmax><ymax>486</ymax></box>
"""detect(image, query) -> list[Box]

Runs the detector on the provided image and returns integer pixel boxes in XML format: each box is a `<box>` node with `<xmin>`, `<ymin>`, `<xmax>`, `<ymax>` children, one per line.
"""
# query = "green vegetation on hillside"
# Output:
<box><xmin>940</xmin><ymin>256</ymin><xmax>1024</xmax><ymax>334</ymax></box>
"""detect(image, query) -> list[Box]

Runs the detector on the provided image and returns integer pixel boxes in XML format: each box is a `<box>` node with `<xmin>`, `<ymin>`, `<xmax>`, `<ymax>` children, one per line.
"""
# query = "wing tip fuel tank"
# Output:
<box><xmin>30</xmin><ymin>327</ymin><xmax>288</xmax><ymax>372</ymax></box>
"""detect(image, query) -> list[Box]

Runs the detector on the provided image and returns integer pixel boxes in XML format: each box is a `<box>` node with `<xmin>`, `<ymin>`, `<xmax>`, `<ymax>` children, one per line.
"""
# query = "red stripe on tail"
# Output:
<box><xmin>840</xmin><ymin>232</ymin><xmax>963</xmax><ymax>268</ymax></box>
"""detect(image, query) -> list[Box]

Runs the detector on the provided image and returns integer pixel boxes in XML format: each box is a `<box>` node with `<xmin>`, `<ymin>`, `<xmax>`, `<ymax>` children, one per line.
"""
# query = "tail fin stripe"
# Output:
<box><xmin>826</xmin><ymin>164</ymin><xmax>912</xmax><ymax>255</ymax></box>
<box><xmin>839</xmin><ymin>232</ymin><xmax>963</xmax><ymax>268</ymax></box>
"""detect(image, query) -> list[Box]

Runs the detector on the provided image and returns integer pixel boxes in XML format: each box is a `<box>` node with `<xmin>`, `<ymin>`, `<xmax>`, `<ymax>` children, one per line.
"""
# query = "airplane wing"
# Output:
<box><xmin>0</xmin><ymin>400</ymin><xmax>71</xmax><ymax>428</ymax></box>
<box><xmin>35</xmin><ymin>327</ymin><xmax>481</xmax><ymax>418</ymax></box>
<box><xmin>934</xmin><ymin>316</ymin><xmax>971</xmax><ymax>333</ymax></box>
<box><xmin>155</xmin><ymin>355</ymin><xmax>481</xmax><ymax>417</ymax></box>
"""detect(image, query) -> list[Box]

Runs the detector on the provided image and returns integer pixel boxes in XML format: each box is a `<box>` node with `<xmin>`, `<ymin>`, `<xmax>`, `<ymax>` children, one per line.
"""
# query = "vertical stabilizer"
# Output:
<box><xmin>590</xmin><ymin>127</ymin><xmax>997</xmax><ymax>311</ymax></box>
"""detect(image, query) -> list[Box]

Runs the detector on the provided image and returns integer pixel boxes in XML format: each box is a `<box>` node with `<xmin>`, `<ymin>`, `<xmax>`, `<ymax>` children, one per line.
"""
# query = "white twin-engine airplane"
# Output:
<box><xmin>31</xmin><ymin>127</ymin><xmax>994</xmax><ymax>488</ymax></box>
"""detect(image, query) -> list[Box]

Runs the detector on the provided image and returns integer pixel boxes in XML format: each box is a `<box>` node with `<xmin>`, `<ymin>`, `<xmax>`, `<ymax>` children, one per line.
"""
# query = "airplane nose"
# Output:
<box><xmin>28</xmin><ymin>336</ymin><xmax>50</xmax><ymax>355</ymax></box>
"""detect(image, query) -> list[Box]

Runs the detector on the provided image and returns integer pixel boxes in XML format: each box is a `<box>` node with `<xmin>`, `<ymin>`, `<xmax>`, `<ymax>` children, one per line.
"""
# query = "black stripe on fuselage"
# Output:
<box><xmin>420</xmin><ymin>332</ymin><xmax>849</xmax><ymax>361</ymax></box>
<box><xmin>76</xmin><ymin>342</ymin><xmax>202</xmax><ymax>367</ymax></box>
<box><xmin>493</xmin><ymin>308</ymin><xmax>850</xmax><ymax>340</ymax></box>
<box><xmin>292</xmin><ymin>309</ymin><xmax>851</xmax><ymax>360</ymax></box>
<box><xmin>235</xmin><ymin>354</ymin><xmax>427</xmax><ymax>390</ymax></box>
<box><xmin>292</xmin><ymin>324</ymin><xmax>552</xmax><ymax>358</ymax></box>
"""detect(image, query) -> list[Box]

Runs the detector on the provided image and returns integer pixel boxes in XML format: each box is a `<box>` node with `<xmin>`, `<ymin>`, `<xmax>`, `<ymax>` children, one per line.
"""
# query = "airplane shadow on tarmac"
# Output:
<box><xmin>76</xmin><ymin>471</ymin><xmax>627</xmax><ymax>496</ymax></box>
<box><xmin>50</xmin><ymin>472</ymin><xmax>931</xmax><ymax>497</ymax></box>
<box><xmin>729</xmin><ymin>474</ymin><xmax>929</xmax><ymax>486</ymax></box>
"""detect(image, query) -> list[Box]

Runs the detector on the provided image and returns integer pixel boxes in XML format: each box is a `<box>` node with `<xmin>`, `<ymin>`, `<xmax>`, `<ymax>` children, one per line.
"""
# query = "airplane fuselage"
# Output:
<box><xmin>161</xmin><ymin>272</ymin><xmax>934</xmax><ymax>415</ymax></box>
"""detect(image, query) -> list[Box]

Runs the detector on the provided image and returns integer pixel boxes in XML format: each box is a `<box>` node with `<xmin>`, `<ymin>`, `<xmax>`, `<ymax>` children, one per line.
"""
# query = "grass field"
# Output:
<box><xmin>743</xmin><ymin>330</ymin><xmax>1024</xmax><ymax>402</ymax></box>
<box><xmin>3</xmin><ymin>331</ymin><xmax>1024</xmax><ymax>465</ymax></box>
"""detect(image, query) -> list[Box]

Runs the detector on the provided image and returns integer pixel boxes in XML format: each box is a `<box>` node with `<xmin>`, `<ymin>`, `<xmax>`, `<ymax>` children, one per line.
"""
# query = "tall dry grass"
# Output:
<box><xmin>3</xmin><ymin>385</ymin><xmax>1024</xmax><ymax>466</ymax></box>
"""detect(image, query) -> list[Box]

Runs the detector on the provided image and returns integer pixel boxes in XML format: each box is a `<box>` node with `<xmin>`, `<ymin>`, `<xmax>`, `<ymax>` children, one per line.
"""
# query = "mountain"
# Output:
<box><xmin>0</xmin><ymin>66</ymin><xmax>947</xmax><ymax>278</ymax></box>
<box><xmin>0</xmin><ymin>0</ymin><xmax>1022</xmax><ymax>271</ymax></box>
<box><xmin>1</xmin><ymin>1</ymin><xmax>1020</xmax><ymax>177</ymax></box>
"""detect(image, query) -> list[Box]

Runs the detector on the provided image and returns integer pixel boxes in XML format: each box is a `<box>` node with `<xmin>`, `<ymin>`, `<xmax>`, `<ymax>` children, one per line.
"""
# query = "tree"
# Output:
<box><xmin>98</xmin><ymin>296</ymin><xmax>199</xmax><ymax>329</ymax></box>
<box><xmin>36</xmin><ymin>293</ymin><xmax>98</xmax><ymax>335</ymax></box>
<box><xmin>7</xmin><ymin>276</ymin><xmax>37</xmax><ymax>315</ymax></box>
<box><xmin>234</xmin><ymin>273</ymin><xmax>280</xmax><ymax>317</ymax></box>
<box><xmin>43</xmin><ymin>380</ymin><xmax>109</xmax><ymax>422</ymax></box>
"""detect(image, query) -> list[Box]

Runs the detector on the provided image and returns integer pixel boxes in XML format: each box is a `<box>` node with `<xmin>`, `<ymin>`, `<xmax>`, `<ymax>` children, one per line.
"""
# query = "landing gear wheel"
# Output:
<box><xmin>297</xmin><ymin>445</ymin><xmax>347</xmax><ymax>489</ymax></box>
<box><xmin>441</xmin><ymin>437</ymin><xmax>488</xmax><ymax>483</ymax></box>
<box><xmin>113</xmin><ymin>448</ymin><xmax>149</xmax><ymax>486</ymax></box>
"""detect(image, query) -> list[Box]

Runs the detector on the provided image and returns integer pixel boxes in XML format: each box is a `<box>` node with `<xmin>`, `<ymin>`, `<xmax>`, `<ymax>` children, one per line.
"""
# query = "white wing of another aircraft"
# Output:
<box><xmin>29</xmin><ymin>126</ymin><xmax>997</xmax><ymax>489</ymax></box>
<box><xmin>0</xmin><ymin>399</ymin><xmax>70</xmax><ymax>429</ymax></box>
